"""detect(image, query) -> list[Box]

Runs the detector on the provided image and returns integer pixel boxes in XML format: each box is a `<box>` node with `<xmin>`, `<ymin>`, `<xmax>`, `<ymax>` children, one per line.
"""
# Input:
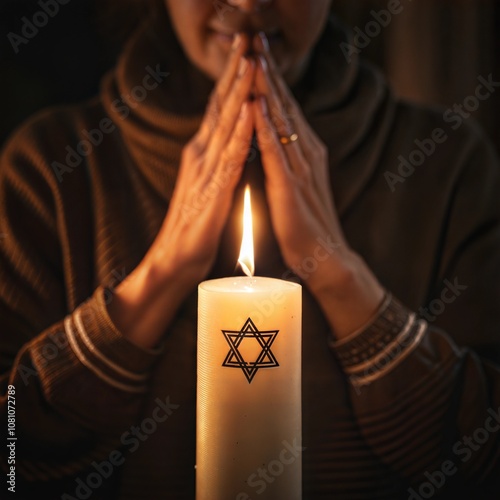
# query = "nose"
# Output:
<box><xmin>226</xmin><ymin>0</ymin><xmax>273</xmax><ymax>13</ymax></box>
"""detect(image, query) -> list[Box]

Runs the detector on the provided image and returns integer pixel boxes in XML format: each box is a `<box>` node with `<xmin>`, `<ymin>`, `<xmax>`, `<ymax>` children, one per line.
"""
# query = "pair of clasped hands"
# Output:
<box><xmin>110</xmin><ymin>32</ymin><xmax>384</xmax><ymax>349</ymax></box>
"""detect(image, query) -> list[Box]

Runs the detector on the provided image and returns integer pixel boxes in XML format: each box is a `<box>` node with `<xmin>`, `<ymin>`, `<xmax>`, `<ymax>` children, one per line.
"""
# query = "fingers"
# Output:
<box><xmin>183</xmin><ymin>100</ymin><xmax>253</xmax><ymax>242</ymax></box>
<box><xmin>180</xmin><ymin>88</ymin><xmax>254</xmax><ymax>223</ymax></box>
<box><xmin>197</xmin><ymin>33</ymin><xmax>250</xmax><ymax>144</ymax></box>
<box><xmin>253</xmin><ymin>33</ymin><xmax>322</xmax><ymax>159</ymax></box>
<box><xmin>217</xmin><ymin>33</ymin><xmax>247</xmax><ymax>100</ymax></box>
<box><xmin>212</xmin><ymin>101</ymin><xmax>254</xmax><ymax>192</ymax></box>
<box><xmin>172</xmin><ymin>100</ymin><xmax>253</xmax><ymax>237</ymax></box>
<box><xmin>202</xmin><ymin>57</ymin><xmax>255</xmax><ymax>175</ymax></box>
<box><xmin>253</xmin><ymin>96</ymin><xmax>291</xmax><ymax>188</ymax></box>
<box><xmin>252</xmin><ymin>33</ymin><xmax>338</xmax><ymax>230</ymax></box>
<box><xmin>254</xmin><ymin>55</ymin><xmax>293</xmax><ymax>138</ymax></box>
<box><xmin>254</xmin><ymin>54</ymin><xmax>309</xmax><ymax>182</ymax></box>
<box><xmin>254</xmin><ymin>95</ymin><xmax>326</xmax><ymax>219</ymax></box>
<box><xmin>175</xmin><ymin>31</ymin><xmax>255</xmax><ymax>234</ymax></box>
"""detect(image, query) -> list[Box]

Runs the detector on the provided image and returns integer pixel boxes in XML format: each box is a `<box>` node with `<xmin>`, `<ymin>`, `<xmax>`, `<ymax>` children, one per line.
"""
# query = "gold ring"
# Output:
<box><xmin>279</xmin><ymin>133</ymin><xmax>298</xmax><ymax>145</ymax></box>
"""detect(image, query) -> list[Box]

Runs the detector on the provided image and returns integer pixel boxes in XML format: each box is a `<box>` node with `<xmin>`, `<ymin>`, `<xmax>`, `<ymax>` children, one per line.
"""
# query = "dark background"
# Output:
<box><xmin>1</xmin><ymin>0</ymin><xmax>499</xmax><ymax>152</ymax></box>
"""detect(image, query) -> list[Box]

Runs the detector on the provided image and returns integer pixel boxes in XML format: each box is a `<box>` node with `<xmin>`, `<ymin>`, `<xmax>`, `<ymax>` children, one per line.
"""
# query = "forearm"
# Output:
<box><xmin>0</xmin><ymin>288</ymin><xmax>160</xmax><ymax>482</ymax></box>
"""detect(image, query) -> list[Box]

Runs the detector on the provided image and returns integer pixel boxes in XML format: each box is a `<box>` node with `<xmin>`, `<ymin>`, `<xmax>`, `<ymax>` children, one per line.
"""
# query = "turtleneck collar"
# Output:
<box><xmin>100</xmin><ymin>14</ymin><xmax>395</xmax><ymax>215</ymax></box>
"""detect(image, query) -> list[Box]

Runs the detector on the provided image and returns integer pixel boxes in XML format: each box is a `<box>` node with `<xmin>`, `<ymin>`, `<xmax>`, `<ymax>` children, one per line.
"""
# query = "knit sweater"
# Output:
<box><xmin>1</xmin><ymin>16</ymin><xmax>500</xmax><ymax>500</ymax></box>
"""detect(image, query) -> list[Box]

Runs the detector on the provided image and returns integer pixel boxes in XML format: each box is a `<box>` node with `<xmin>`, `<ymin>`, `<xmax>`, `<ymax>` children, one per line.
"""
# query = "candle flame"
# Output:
<box><xmin>238</xmin><ymin>185</ymin><xmax>255</xmax><ymax>277</ymax></box>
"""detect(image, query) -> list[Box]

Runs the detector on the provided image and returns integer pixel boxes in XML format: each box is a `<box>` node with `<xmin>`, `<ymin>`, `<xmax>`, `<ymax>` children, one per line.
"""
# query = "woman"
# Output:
<box><xmin>1</xmin><ymin>0</ymin><xmax>499</xmax><ymax>498</ymax></box>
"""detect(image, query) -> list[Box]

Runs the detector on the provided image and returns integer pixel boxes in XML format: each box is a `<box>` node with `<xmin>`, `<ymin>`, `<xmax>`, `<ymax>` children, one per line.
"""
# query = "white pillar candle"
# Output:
<box><xmin>196</xmin><ymin>187</ymin><xmax>302</xmax><ymax>500</ymax></box>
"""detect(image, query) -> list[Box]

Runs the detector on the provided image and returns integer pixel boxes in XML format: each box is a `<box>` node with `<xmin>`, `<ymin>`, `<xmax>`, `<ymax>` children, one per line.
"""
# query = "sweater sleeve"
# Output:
<box><xmin>330</xmin><ymin>129</ymin><xmax>500</xmax><ymax>493</ymax></box>
<box><xmin>330</xmin><ymin>296</ymin><xmax>500</xmax><ymax>492</ymax></box>
<box><xmin>0</xmin><ymin>115</ymin><xmax>160</xmax><ymax>482</ymax></box>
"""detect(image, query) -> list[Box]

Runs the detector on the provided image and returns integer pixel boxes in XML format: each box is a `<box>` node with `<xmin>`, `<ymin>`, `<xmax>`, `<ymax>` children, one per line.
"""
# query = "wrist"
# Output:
<box><xmin>307</xmin><ymin>251</ymin><xmax>386</xmax><ymax>340</ymax></box>
<box><xmin>107</xmin><ymin>255</ymin><xmax>198</xmax><ymax>349</ymax></box>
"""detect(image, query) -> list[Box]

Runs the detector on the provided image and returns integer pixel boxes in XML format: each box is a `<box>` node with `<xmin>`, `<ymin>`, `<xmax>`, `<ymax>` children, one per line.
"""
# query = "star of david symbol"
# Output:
<box><xmin>221</xmin><ymin>318</ymin><xmax>279</xmax><ymax>383</ymax></box>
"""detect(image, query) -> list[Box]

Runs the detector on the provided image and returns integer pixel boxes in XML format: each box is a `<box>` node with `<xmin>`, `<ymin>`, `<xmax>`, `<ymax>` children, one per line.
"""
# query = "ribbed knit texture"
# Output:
<box><xmin>1</xmin><ymin>15</ymin><xmax>500</xmax><ymax>500</ymax></box>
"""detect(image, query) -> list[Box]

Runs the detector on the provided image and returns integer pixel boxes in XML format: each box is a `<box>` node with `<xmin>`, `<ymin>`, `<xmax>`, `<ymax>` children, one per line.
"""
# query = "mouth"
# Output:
<box><xmin>208</xmin><ymin>27</ymin><xmax>282</xmax><ymax>50</ymax></box>
<box><xmin>209</xmin><ymin>29</ymin><xmax>236</xmax><ymax>47</ymax></box>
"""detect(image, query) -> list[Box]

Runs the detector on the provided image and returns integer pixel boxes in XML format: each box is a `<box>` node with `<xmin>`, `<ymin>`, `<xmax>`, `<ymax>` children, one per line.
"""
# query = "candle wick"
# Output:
<box><xmin>238</xmin><ymin>259</ymin><xmax>253</xmax><ymax>278</ymax></box>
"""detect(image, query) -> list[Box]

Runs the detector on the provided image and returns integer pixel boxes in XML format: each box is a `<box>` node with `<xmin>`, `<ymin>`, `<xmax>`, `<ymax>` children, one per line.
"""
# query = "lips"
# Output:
<box><xmin>210</xmin><ymin>29</ymin><xmax>235</xmax><ymax>46</ymax></box>
<box><xmin>208</xmin><ymin>27</ymin><xmax>282</xmax><ymax>49</ymax></box>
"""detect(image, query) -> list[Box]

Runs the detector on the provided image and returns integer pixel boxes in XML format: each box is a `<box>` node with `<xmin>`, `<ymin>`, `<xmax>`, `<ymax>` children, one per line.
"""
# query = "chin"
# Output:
<box><xmin>203</xmin><ymin>59</ymin><xmax>225</xmax><ymax>82</ymax></box>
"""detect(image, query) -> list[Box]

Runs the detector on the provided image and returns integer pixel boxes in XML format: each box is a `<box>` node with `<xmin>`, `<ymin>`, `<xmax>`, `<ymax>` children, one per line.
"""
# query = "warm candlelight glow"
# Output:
<box><xmin>238</xmin><ymin>185</ymin><xmax>255</xmax><ymax>277</ymax></box>
<box><xmin>197</xmin><ymin>186</ymin><xmax>302</xmax><ymax>499</ymax></box>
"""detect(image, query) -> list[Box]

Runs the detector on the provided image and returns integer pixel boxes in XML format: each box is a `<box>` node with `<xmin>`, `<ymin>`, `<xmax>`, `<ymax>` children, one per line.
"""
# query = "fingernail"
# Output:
<box><xmin>239</xmin><ymin>101</ymin><xmax>249</xmax><ymax>119</ymax></box>
<box><xmin>258</xmin><ymin>31</ymin><xmax>270</xmax><ymax>52</ymax></box>
<box><xmin>259</xmin><ymin>96</ymin><xmax>269</xmax><ymax>116</ymax></box>
<box><xmin>232</xmin><ymin>33</ymin><xmax>242</xmax><ymax>50</ymax></box>
<box><xmin>258</xmin><ymin>55</ymin><xmax>268</xmax><ymax>72</ymax></box>
<box><xmin>238</xmin><ymin>57</ymin><xmax>249</xmax><ymax>77</ymax></box>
